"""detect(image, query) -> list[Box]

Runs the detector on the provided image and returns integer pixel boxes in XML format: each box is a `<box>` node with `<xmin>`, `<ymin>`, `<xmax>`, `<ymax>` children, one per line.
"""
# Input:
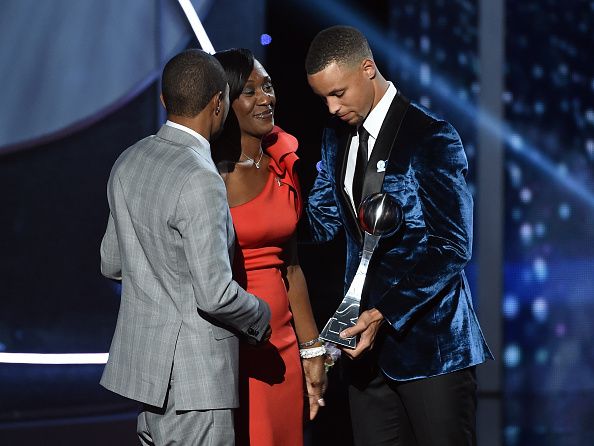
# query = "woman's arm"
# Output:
<box><xmin>284</xmin><ymin>235</ymin><xmax>327</xmax><ymax>420</ymax></box>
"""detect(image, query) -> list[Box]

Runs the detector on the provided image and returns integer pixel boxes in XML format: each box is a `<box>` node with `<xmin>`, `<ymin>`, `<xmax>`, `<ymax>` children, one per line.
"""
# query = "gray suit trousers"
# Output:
<box><xmin>137</xmin><ymin>376</ymin><xmax>234</xmax><ymax>446</ymax></box>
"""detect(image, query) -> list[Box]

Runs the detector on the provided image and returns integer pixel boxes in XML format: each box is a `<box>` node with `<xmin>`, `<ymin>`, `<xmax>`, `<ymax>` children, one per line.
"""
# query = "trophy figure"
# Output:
<box><xmin>319</xmin><ymin>193</ymin><xmax>403</xmax><ymax>348</ymax></box>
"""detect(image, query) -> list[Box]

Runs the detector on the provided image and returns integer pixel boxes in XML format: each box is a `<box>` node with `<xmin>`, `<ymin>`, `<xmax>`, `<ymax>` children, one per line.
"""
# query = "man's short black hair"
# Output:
<box><xmin>305</xmin><ymin>25</ymin><xmax>373</xmax><ymax>75</ymax></box>
<box><xmin>161</xmin><ymin>49</ymin><xmax>226</xmax><ymax>117</ymax></box>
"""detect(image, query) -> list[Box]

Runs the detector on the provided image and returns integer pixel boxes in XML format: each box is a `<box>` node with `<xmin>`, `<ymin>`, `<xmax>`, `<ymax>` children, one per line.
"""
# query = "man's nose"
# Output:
<box><xmin>327</xmin><ymin>97</ymin><xmax>340</xmax><ymax>115</ymax></box>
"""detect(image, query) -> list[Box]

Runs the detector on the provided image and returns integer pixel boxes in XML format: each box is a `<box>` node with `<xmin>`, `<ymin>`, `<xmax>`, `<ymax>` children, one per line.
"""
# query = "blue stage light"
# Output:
<box><xmin>520</xmin><ymin>222</ymin><xmax>533</xmax><ymax>244</ymax></box>
<box><xmin>535</xmin><ymin>222</ymin><xmax>546</xmax><ymax>237</ymax></box>
<box><xmin>511</xmin><ymin>207</ymin><xmax>522</xmax><ymax>221</ymax></box>
<box><xmin>534</xmin><ymin>100</ymin><xmax>545</xmax><ymax>115</ymax></box>
<box><xmin>533</xmin><ymin>258</ymin><xmax>548</xmax><ymax>282</ymax></box>
<box><xmin>260</xmin><ymin>33</ymin><xmax>272</xmax><ymax>46</ymax></box>
<box><xmin>534</xmin><ymin>348</ymin><xmax>549</xmax><ymax>365</ymax></box>
<box><xmin>558</xmin><ymin>203</ymin><xmax>571</xmax><ymax>219</ymax></box>
<box><xmin>419</xmin><ymin>96</ymin><xmax>431</xmax><ymax>109</ymax></box>
<box><xmin>504</xmin><ymin>344</ymin><xmax>522</xmax><ymax>368</ymax></box>
<box><xmin>419</xmin><ymin>64</ymin><xmax>431</xmax><ymax>86</ymax></box>
<box><xmin>503</xmin><ymin>295</ymin><xmax>520</xmax><ymax>319</ymax></box>
<box><xmin>504</xmin><ymin>425</ymin><xmax>521</xmax><ymax>445</ymax></box>
<box><xmin>519</xmin><ymin>187</ymin><xmax>532</xmax><ymax>203</ymax></box>
<box><xmin>508</xmin><ymin>163</ymin><xmax>523</xmax><ymax>188</ymax></box>
<box><xmin>532</xmin><ymin>296</ymin><xmax>548</xmax><ymax>321</ymax></box>
<box><xmin>586</xmin><ymin>139</ymin><xmax>594</xmax><ymax>159</ymax></box>
<box><xmin>420</xmin><ymin>36</ymin><xmax>430</xmax><ymax>53</ymax></box>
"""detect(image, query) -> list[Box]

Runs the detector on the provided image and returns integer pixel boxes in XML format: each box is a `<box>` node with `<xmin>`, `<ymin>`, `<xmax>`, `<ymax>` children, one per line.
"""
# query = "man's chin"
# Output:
<box><xmin>346</xmin><ymin>116</ymin><xmax>363</xmax><ymax>127</ymax></box>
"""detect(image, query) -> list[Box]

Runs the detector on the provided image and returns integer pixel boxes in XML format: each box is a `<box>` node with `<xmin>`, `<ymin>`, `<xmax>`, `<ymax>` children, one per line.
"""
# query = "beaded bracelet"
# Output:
<box><xmin>299</xmin><ymin>345</ymin><xmax>326</xmax><ymax>359</ymax></box>
<box><xmin>298</xmin><ymin>336</ymin><xmax>321</xmax><ymax>349</ymax></box>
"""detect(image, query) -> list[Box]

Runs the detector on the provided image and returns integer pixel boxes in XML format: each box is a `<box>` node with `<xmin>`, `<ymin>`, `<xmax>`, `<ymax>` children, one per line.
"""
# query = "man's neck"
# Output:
<box><xmin>167</xmin><ymin>115</ymin><xmax>210</xmax><ymax>142</ymax></box>
<box><xmin>370</xmin><ymin>76</ymin><xmax>390</xmax><ymax>111</ymax></box>
<box><xmin>165</xmin><ymin>119</ymin><xmax>210</xmax><ymax>148</ymax></box>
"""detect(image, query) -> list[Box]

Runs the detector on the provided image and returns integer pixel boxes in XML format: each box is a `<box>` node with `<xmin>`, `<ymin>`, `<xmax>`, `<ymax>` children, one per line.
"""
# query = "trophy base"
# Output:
<box><xmin>319</xmin><ymin>326</ymin><xmax>357</xmax><ymax>349</ymax></box>
<box><xmin>319</xmin><ymin>297</ymin><xmax>360</xmax><ymax>349</ymax></box>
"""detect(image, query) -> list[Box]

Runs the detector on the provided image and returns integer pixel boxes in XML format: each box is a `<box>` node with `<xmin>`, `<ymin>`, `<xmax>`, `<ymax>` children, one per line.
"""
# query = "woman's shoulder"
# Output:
<box><xmin>264</xmin><ymin>126</ymin><xmax>298</xmax><ymax>155</ymax></box>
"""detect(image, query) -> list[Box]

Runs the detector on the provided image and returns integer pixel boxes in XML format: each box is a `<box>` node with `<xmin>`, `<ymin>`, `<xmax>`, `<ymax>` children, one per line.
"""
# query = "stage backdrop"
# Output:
<box><xmin>0</xmin><ymin>0</ymin><xmax>213</xmax><ymax>150</ymax></box>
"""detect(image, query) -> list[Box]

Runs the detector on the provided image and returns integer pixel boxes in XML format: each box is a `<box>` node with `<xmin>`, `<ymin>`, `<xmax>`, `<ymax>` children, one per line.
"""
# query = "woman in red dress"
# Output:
<box><xmin>212</xmin><ymin>48</ymin><xmax>327</xmax><ymax>445</ymax></box>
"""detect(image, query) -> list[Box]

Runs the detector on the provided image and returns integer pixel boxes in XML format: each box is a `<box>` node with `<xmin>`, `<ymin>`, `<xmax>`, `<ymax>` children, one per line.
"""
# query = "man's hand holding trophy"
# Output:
<box><xmin>319</xmin><ymin>192</ymin><xmax>403</xmax><ymax>349</ymax></box>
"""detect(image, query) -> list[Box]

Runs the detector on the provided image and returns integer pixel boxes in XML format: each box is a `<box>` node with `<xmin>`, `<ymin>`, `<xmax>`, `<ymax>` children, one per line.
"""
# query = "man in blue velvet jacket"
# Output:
<box><xmin>305</xmin><ymin>26</ymin><xmax>493</xmax><ymax>445</ymax></box>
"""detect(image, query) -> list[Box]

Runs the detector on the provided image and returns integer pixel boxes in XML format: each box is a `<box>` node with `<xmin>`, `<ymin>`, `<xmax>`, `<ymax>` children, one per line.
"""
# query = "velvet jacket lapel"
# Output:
<box><xmin>335</xmin><ymin>92</ymin><xmax>410</xmax><ymax>244</ymax></box>
<box><xmin>334</xmin><ymin>122</ymin><xmax>360</xmax><ymax>242</ymax></box>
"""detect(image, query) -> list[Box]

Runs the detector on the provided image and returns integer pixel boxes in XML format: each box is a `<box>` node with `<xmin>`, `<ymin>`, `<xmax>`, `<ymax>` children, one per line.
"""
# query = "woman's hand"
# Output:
<box><xmin>302</xmin><ymin>354</ymin><xmax>327</xmax><ymax>420</ymax></box>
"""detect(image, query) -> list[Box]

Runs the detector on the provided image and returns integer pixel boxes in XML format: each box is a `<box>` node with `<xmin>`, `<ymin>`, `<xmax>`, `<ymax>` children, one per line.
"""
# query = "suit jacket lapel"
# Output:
<box><xmin>334</xmin><ymin>124</ymin><xmax>363</xmax><ymax>243</ymax></box>
<box><xmin>333</xmin><ymin>92</ymin><xmax>410</xmax><ymax>245</ymax></box>
<box><xmin>361</xmin><ymin>92</ymin><xmax>410</xmax><ymax>202</ymax></box>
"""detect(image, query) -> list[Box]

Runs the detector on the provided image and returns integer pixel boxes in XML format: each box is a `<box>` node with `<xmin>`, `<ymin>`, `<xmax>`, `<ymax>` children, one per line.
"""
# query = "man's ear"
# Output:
<box><xmin>159</xmin><ymin>93</ymin><xmax>166</xmax><ymax>110</ymax></box>
<box><xmin>362</xmin><ymin>58</ymin><xmax>376</xmax><ymax>80</ymax></box>
<box><xmin>212</xmin><ymin>91</ymin><xmax>223</xmax><ymax>116</ymax></box>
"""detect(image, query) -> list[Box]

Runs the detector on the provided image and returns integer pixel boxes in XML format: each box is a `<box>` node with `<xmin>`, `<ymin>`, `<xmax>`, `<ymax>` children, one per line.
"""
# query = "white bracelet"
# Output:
<box><xmin>299</xmin><ymin>346</ymin><xmax>326</xmax><ymax>359</ymax></box>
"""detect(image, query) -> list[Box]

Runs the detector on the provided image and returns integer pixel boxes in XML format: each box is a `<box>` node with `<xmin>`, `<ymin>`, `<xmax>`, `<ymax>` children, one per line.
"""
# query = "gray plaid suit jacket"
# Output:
<box><xmin>100</xmin><ymin>124</ymin><xmax>270</xmax><ymax>411</ymax></box>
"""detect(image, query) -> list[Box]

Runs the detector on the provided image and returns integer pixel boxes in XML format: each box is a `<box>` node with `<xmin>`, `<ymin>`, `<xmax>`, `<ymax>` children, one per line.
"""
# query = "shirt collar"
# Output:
<box><xmin>361</xmin><ymin>82</ymin><xmax>397</xmax><ymax>139</ymax></box>
<box><xmin>165</xmin><ymin>120</ymin><xmax>210</xmax><ymax>148</ymax></box>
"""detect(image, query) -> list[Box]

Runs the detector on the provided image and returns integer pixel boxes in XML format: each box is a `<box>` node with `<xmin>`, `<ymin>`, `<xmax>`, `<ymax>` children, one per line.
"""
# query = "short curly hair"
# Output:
<box><xmin>305</xmin><ymin>25</ymin><xmax>373</xmax><ymax>75</ymax></box>
<box><xmin>161</xmin><ymin>49</ymin><xmax>226</xmax><ymax>117</ymax></box>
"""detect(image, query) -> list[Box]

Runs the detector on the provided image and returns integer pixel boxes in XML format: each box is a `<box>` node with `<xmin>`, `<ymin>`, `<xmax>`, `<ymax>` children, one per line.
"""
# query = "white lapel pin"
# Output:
<box><xmin>376</xmin><ymin>160</ymin><xmax>386</xmax><ymax>173</ymax></box>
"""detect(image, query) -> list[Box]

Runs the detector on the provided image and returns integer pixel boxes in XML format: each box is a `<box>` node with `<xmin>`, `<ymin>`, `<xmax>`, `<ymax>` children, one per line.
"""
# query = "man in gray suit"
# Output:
<box><xmin>100</xmin><ymin>49</ymin><xmax>271</xmax><ymax>445</ymax></box>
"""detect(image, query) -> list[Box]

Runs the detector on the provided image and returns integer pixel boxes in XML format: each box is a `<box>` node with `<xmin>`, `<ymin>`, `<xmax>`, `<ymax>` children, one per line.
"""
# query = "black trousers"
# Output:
<box><xmin>348</xmin><ymin>363</ymin><xmax>477</xmax><ymax>446</ymax></box>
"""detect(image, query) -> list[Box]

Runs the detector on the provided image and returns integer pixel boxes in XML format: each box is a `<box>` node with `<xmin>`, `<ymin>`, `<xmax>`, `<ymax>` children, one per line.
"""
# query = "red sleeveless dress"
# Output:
<box><xmin>231</xmin><ymin>127</ymin><xmax>304</xmax><ymax>446</ymax></box>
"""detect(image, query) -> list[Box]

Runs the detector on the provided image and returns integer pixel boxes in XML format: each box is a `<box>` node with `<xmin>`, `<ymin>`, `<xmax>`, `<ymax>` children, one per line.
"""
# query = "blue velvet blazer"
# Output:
<box><xmin>307</xmin><ymin>92</ymin><xmax>493</xmax><ymax>381</ymax></box>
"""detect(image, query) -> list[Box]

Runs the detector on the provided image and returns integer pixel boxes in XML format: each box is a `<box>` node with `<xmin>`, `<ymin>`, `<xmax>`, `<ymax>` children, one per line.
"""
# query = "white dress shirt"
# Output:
<box><xmin>344</xmin><ymin>82</ymin><xmax>397</xmax><ymax>212</ymax></box>
<box><xmin>165</xmin><ymin>120</ymin><xmax>210</xmax><ymax>149</ymax></box>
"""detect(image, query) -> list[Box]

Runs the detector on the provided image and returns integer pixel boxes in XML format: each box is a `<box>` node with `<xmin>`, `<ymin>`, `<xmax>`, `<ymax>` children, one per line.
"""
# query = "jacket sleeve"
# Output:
<box><xmin>176</xmin><ymin>169</ymin><xmax>271</xmax><ymax>342</ymax></box>
<box><xmin>375</xmin><ymin>120</ymin><xmax>473</xmax><ymax>333</ymax></box>
<box><xmin>100</xmin><ymin>211</ymin><xmax>122</xmax><ymax>280</ymax></box>
<box><xmin>306</xmin><ymin>127</ymin><xmax>344</xmax><ymax>243</ymax></box>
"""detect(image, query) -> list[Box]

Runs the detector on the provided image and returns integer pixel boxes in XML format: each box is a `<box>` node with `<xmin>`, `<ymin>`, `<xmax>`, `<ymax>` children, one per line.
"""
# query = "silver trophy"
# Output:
<box><xmin>319</xmin><ymin>193</ymin><xmax>403</xmax><ymax>348</ymax></box>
